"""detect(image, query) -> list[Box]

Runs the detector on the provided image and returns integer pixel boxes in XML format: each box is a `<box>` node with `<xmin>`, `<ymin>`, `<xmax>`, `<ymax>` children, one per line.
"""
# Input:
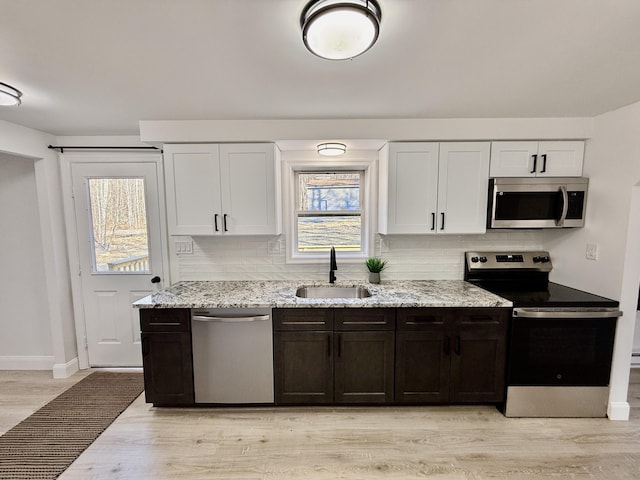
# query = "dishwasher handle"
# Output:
<box><xmin>192</xmin><ymin>314</ymin><xmax>270</xmax><ymax>323</ymax></box>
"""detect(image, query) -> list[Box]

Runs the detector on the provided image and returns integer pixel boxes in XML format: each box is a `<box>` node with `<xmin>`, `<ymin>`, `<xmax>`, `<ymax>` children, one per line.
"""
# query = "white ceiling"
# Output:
<box><xmin>1</xmin><ymin>0</ymin><xmax>640</xmax><ymax>137</ymax></box>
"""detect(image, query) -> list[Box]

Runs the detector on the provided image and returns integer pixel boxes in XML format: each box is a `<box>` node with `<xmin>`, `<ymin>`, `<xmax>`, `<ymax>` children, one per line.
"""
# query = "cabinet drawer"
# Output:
<box><xmin>140</xmin><ymin>309</ymin><xmax>191</xmax><ymax>332</ymax></box>
<box><xmin>453</xmin><ymin>308</ymin><xmax>510</xmax><ymax>330</ymax></box>
<box><xmin>334</xmin><ymin>308</ymin><xmax>395</xmax><ymax>331</ymax></box>
<box><xmin>397</xmin><ymin>308</ymin><xmax>448</xmax><ymax>331</ymax></box>
<box><xmin>273</xmin><ymin>308</ymin><xmax>333</xmax><ymax>331</ymax></box>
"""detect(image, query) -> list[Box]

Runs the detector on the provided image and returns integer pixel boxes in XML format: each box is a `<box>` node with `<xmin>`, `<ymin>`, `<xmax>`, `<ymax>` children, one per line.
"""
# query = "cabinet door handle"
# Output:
<box><xmin>440</xmin><ymin>212</ymin><xmax>445</xmax><ymax>231</ymax></box>
<box><xmin>454</xmin><ymin>336</ymin><xmax>461</xmax><ymax>355</ymax></box>
<box><xmin>540</xmin><ymin>154</ymin><xmax>547</xmax><ymax>173</ymax></box>
<box><xmin>337</xmin><ymin>333</ymin><xmax>342</xmax><ymax>358</ymax></box>
<box><xmin>223</xmin><ymin>214</ymin><xmax>229</xmax><ymax>232</ymax></box>
<box><xmin>214</xmin><ymin>214</ymin><xmax>219</xmax><ymax>232</ymax></box>
<box><xmin>530</xmin><ymin>154</ymin><xmax>538</xmax><ymax>174</ymax></box>
<box><xmin>431</xmin><ymin>212</ymin><xmax>436</xmax><ymax>231</ymax></box>
<box><xmin>444</xmin><ymin>336</ymin><xmax>450</xmax><ymax>356</ymax></box>
<box><xmin>327</xmin><ymin>334</ymin><xmax>331</xmax><ymax>357</ymax></box>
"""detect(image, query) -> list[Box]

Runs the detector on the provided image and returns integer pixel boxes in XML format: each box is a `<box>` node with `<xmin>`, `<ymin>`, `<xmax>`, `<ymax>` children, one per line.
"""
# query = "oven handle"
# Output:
<box><xmin>513</xmin><ymin>308</ymin><xmax>622</xmax><ymax>319</ymax></box>
<box><xmin>192</xmin><ymin>315</ymin><xmax>270</xmax><ymax>323</ymax></box>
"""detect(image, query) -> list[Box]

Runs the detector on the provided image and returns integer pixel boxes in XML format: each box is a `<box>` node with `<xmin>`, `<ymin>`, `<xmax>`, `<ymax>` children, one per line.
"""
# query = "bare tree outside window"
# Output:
<box><xmin>88</xmin><ymin>178</ymin><xmax>150</xmax><ymax>272</ymax></box>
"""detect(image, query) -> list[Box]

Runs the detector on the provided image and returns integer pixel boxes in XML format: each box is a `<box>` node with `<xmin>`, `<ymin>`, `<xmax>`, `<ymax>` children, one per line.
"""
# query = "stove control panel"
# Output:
<box><xmin>465</xmin><ymin>251</ymin><xmax>553</xmax><ymax>272</ymax></box>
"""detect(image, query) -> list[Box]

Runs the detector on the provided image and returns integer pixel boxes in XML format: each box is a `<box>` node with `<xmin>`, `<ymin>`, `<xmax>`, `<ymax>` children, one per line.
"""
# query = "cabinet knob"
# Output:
<box><xmin>151</xmin><ymin>276</ymin><xmax>161</xmax><ymax>284</ymax></box>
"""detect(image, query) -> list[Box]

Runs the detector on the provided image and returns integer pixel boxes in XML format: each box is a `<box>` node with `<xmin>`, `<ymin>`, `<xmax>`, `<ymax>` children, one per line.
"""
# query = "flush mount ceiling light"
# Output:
<box><xmin>0</xmin><ymin>82</ymin><xmax>22</xmax><ymax>106</ymax></box>
<box><xmin>301</xmin><ymin>0</ymin><xmax>382</xmax><ymax>60</ymax></box>
<box><xmin>317</xmin><ymin>142</ymin><xmax>347</xmax><ymax>156</ymax></box>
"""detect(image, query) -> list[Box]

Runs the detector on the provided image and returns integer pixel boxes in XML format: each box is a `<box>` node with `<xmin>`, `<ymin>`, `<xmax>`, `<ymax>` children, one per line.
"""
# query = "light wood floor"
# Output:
<box><xmin>2</xmin><ymin>369</ymin><xmax>640</xmax><ymax>480</ymax></box>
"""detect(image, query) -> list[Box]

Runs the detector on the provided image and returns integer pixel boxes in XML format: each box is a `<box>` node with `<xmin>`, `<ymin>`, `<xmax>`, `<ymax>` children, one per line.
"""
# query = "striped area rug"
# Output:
<box><xmin>0</xmin><ymin>371</ymin><xmax>144</xmax><ymax>479</ymax></box>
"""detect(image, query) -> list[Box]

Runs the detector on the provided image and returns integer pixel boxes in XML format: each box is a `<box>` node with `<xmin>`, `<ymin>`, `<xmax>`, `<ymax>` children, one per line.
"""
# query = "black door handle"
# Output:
<box><xmin>214</xmin><ymin>214</ymin><xmax>219</xmax><ymax>232</ymax></box>
<box><xmin>540</xmin><ymin>154</ymin><xmax>547</xmax><ymax>173</ymax></box>
<box><xmin>431</xmin><ymin>212</ymin><xmax>436</xmax><ymax>231</ymax></box>
<box><xmin>440</xmin><ymin>212</ymin><xmax>445</xmax><ymax>230</ymax></box>
<box><xmin>150</xmin><ymin>276</ymin><xmax>161</xmax><ymax>284</ymax></box>
<box><xmin>530</xmin><ymin>154</ymin><xmax>538</xmax><ymax>174</ymax></box>
<box><xmin>327</xmin><ymin>334</ymin><xmax>332</xmax><ymax>357</ymax></box>
<box><xmin>223</xmin><ymin>214</ymin><xmax>229</xmax><ymax>232</ymax></box>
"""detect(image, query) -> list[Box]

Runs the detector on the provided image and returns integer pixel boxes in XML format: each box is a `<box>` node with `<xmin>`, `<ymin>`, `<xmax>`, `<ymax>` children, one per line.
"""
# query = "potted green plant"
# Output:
<box><xmin>365</xmin><ymin>257</ymin><xmax>387</xmax><ymax>284</ymax></box>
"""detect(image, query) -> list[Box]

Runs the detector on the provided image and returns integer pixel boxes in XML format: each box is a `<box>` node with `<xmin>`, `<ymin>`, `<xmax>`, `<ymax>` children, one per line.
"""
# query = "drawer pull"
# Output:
<box><xmin>148</xmin><ymin>322</ymin><xmax>181</xmax><ymax>326</ymax></box>
<box><xmin>342</xmin><ymin>321</ymin><xmax>387</xmax><ymax>325</ymax></box>
<box><xmin>282</xmin><ymin>321</ymin><xmax>327</xmax><ymax>325</ymax></box>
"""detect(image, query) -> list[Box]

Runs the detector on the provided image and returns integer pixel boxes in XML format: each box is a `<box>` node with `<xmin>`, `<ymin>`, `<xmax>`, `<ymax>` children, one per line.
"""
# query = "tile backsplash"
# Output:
<box><xmin>173</xmin><ymin>231</ymin><xmax>543</xmax><ymax>282</ymax></box>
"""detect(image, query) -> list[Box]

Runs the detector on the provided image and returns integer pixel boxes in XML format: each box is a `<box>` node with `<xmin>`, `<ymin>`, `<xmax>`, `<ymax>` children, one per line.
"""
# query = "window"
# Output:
<box><xmin>296</xmin><ymin>171</ymin><xmax>363</xmax><ymax>253</ymax></box>
<box><xmin>87</xmin><ymin>177</ymin><xmax>150</xmax><ymax>273</ymax></box>
<box><xmin>284</xmin><ymin>151</ymin><xmax>377</xmax><ymax>263</ymax></box>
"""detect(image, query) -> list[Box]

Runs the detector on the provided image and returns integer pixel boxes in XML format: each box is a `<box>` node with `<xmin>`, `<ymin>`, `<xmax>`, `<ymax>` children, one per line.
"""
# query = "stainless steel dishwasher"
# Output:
<box><xmin>191</xmin><ymin>308</ymin><xmax>274</xmax><ymax>404</ymax></box>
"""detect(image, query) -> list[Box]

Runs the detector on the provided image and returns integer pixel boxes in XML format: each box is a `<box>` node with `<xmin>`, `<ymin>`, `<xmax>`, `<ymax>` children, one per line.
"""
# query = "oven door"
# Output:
<box><xmin>488</xmin><ymin>178</ymin><xmax>588</xmax><ymax>228</ymax></box>
<box><xmin>508</xmin><ymin>309</ymin><xmax>619</xmax><ymax>387</ymax></box>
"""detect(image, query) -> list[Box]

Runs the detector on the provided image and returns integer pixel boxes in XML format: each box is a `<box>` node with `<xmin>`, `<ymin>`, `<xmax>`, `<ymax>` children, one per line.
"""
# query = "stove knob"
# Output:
<box><xmin>471</xmin><ymin>256</ymin><xmax>479</xmax><ymax>263</ymax></box>
<box><xmin>533</xmin><ymin>256</ymin><xmax>541</xmax><ymax>263</ymax></box>
<box><xmin>540</xmin><ymin>256</ymin><xmax>550</xmax><ymax>263</ymax></box>
<box><xmin>479</xmin><ymin>256</ymin><xmax>488</xmax><ymax>263</ymax></box>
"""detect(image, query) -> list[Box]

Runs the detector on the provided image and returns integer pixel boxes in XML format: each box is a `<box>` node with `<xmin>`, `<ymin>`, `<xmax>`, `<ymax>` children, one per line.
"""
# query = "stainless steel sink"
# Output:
<box><xmin>295</xmin><ymin>286</ymin><xmax>372</xmax><ymax>299</ymax></box>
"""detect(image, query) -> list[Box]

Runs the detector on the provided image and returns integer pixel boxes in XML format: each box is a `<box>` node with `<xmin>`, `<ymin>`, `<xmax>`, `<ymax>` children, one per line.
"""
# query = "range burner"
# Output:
<box><xmin>464</xmin><ymin>250</ymin><xmax>618</xmax><ymax>309</ymax></box>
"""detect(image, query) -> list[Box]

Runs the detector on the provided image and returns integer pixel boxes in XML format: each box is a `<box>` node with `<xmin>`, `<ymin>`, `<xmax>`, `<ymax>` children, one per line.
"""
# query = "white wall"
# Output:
<box><xmin>0</xmin><ymin>120</ymin><xmax>78</xmax><ymax>377</ymax></box>
<box><xmin>545</xmin><ymin>100</ymin><xmax>640</xmax><ymax>419</ymax></box>
<box><xmin>546</xmin><ymin>102</ymin><xmax>640</xmax><ymax>297</ymax></box>
<box><xmin>0</xmin><ymin>153</ymin><xmax>53</xmax><ymax>368</ymax></box>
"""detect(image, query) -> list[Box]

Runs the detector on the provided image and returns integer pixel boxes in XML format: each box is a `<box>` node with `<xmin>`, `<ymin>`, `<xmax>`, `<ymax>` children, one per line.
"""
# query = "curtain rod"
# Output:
<box><xmin>48</xmin><ymin>145</ymin><xmax>160</xmax><ymax>153</ymax></box>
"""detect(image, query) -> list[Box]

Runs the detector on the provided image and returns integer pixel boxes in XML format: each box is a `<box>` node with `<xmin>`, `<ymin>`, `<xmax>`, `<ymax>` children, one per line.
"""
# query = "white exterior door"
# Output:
<box><xmin>71</xmin><ymin>160</ymin><xmax>165</xmax><ymax>366</ymax></box>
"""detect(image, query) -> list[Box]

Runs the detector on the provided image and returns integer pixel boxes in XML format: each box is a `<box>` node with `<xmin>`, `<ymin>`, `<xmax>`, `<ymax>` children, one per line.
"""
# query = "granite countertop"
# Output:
<box><xmin>133</xmin><ymin>280</ymin><xmax>512</xmax><ymax>309</ymax></box>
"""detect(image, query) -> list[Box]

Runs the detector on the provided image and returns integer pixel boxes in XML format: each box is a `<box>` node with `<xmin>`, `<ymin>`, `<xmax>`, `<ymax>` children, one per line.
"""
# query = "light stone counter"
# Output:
<box><xmin>133</xmin><ymin>280</ymin><xmax>512</xmax><ymax>309</ymax></box>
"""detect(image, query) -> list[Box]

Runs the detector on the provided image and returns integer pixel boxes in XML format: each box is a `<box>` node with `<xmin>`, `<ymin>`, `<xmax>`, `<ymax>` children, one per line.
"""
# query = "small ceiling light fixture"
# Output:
<box><xmin>0</xmin><ymin>82</ymin><xmax>22</xmax><ymax>106</ymax></box>
<box><xmin>301</xmin><ymin>0</ymin><xmax>382</xmax><ymax>60</ymax></box>
<box><xmin>317</xmin><ymin>142</ymin><xmax>347</xmax><ymax>156</ymax></box>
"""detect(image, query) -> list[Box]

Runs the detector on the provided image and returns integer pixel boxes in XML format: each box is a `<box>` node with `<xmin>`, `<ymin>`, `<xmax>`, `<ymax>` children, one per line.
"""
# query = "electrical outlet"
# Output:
<box><xmin>585</xmin><ymin>243</ymin><xmax>598</xmax><ymax>261</ymax></box>
<box><xmin>268</xmin><ymin>239</ymin><xmax>281</xmax><ymax>254</ymax></box>
<box><xmin>175</xmin><ymin>240</ymin><xmax>193</xmax><ymax>255</ymax></box>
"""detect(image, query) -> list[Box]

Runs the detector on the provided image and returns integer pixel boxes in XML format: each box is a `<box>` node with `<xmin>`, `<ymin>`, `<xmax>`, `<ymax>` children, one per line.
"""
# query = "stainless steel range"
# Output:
<box><xmin>464</xmin><ymin>251</ymin><xmax>622</xmax><ymax>417</ymax></box>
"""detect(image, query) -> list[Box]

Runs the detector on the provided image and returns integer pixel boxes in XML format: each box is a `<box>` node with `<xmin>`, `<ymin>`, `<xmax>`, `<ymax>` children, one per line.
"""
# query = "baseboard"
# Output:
<box><xmin>607</xmin><ymin>401</ymin><xmax>631</xmax><ymax>421</ymax></box>
<box><xmin>0</xmin><ymin>355</ymin><xmax>55</xmax><ymax>370</ymax></box>
<box><xmin>52</xmin><ymin>357</ymin><xmax>79</xmax><ymax>379</ymax></box>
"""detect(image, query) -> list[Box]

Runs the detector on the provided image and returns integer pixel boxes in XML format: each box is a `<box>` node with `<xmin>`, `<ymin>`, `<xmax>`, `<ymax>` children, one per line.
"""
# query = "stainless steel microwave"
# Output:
<box><xmin>488</xmin><ymin>177</ymin><xmax>588</xmax><ymax>229</ymax></box>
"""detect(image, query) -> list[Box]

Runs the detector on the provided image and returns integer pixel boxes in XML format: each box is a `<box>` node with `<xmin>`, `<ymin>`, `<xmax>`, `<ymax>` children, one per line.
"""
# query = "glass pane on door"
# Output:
<box><xmin>87</xmin><ymin>178</ymin><xmax>150</xmax><ymax>273</ymax></box>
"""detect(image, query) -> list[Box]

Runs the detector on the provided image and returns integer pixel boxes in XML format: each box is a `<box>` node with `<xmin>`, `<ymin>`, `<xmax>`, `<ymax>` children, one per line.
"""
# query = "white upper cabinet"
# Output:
<box><xmin>379</xmin><ymin>142</ymin><xmax>490</xmax><ymax>234</ymax></box>
<box><xmin>490</xmin><ymin>141</ymin><xmax>584</xmax><ymax>177</ymax></box>
<box><xmin>164</xmin><ymin>143</ymin><xmax>281</xmax><ymax>236</ymax></box>
<box><xmin>437</xmin><ymin>143</ymin><xmax>491</xmax><ymax>234</ymax></box>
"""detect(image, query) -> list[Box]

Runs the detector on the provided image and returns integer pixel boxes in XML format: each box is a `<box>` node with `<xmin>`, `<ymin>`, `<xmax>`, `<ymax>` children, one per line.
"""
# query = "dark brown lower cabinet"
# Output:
<box><xmin>140</xmin><ymin>309</ymin><xmax>194</xmax><ymax>406</ymax></box>
<box><xmin>273</xmin><ymin>331</ymin><xmax>333</xmax><ymax>404</ymax></box>
<box><xmin>334</xmin><ymin>331</ymin><xmax>395</xmax><ymax>403</ymax></box>
<box><xmin>273</xmin><ymin>308</ymin><xmax>396</xmax><ymax>405</ymax></box>
<box><xmin>395</xmin><ymin>331</ymin><xmax>449</xmax><ymax>403</ymax></box>
<box><xmin>395</xmin><ymin>308</ymin><xmax>509</xmax><ymax>404</ymax></box>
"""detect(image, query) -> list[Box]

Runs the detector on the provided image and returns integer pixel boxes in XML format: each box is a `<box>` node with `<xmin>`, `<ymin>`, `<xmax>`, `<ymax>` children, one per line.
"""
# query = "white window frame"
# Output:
<box><xmin>282</xmin><ymin>150</ymin><xmax>378</xmax><ymax>263</ymax></box>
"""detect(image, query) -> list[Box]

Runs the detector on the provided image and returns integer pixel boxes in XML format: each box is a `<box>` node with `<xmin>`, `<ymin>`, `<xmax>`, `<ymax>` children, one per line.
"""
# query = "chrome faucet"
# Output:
<box><xmin>329</xmin><ymin>246</ymin><xmax>337</xmax><ymax>283</ymax></box>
